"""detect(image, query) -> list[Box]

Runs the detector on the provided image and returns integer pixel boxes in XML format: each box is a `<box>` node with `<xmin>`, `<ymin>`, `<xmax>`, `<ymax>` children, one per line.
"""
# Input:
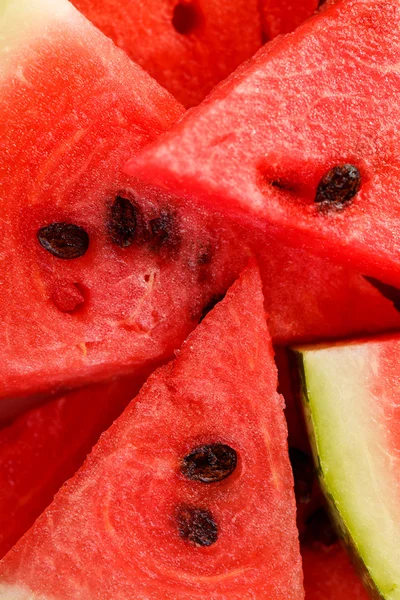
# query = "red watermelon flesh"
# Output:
<box><xmin>0</xmin><ymin>266</ymin><xmax>304</xmax><ymax>599</ymax></box>
<box><xmin>256</xmin><ymin>232</ymin><xmax>400</xmax><ymax>345</ymax></box>
<box><xmin>260</xmin><ymin>0</ymin><xmax>319</xmax><ymax>41</ymax></box>
<box><xmin>302</xmin><ymin>545</ymin><xmax>369</xmax><ymax>600</ymax></box>
<box><xmin>0</xmin><ymin>0</ymin><xmax>250</xmax><ymax>404</ymax></box>
<box><xmin>71</xmin><ymin>0</ymin><xmax>262</xmax><ymax>108</ymax></box>
<box><xmin>0</xmin><ymin>374</ymin><xmax>142</xmax><ymax>559</ymax></box>
<box><xmin>128</xmin><ymin>0</ymin><xmax>400</xmax><ymax>287</ymax></box>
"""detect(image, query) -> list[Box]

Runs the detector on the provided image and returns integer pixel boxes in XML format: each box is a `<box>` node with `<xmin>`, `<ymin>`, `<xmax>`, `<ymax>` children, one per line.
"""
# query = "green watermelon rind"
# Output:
<box><xmin>293</xmin><ymin>349</ymin><xmax>385</xmax><ymax>600</ymax></box>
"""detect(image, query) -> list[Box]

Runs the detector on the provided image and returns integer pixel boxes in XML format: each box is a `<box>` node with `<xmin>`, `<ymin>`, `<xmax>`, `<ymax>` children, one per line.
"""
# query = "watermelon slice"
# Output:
<box><xmin>295</xmin><ymin>335</ymin><xmax>400</xmax><ymax>598</ymax></box>
<box><xmin>71</xmin><ymin>0</ymin><xmax>262</xmax><ymax>107</ymax></box>
<box><xmin>128</xmin><ymin>0</ymin><xmax>400</xmax><ymax>287</ymax></box>
<box><xmin>0</xmin><ymin>265</ymin><xmax>304</xmax><ymax>599</ymax></box>
<box><xmin>260</xmin><ymin>0</ymin><xmax>319</xmax><ymax>41</ymax></box>
<box><xmin>0</xmin><ymin>0</ymin><xmax>250</xmax><ymax>404</ymax></box>
<box><xmin>0</xmin><ymin>374</ymin><xmax>143</xmax><ymax>559</ymax></box>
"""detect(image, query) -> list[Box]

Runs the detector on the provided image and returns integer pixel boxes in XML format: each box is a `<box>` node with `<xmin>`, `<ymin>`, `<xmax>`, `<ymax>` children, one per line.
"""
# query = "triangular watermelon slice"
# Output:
<box><xmin>0</xmin><ymin>374</ymin><xmax>142</xmax><ymax>559</ymax></box>
<box><xmin>0</xmin><ymin>0</ymin><xmax>250</xmax><ymax>403</ymax></box>
<box><xmin>0</xmin><ymin>265</ymin><xmax>304</xmax><ymax>599</ymax></box>
<box><xmin>71</xmin><ymin>0</ymin><xmax>262</xmax><ymax>107</ymax></box>
<box><xmin>128</xmin><ymin>0</ymin><xmax>400</xmax><ymax>287</ymax></box>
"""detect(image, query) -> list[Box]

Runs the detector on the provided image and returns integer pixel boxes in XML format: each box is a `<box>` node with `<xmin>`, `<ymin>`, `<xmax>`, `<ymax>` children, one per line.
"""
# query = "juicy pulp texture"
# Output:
<box><xmin>0</xmin><ymin>375</ymin><xmax>142</xmax><ymax>559</ymax></box>
<box><xmin>297</xmin><ymin>336</ymin><xmax>400</xmax><ymax>599</ymax></box>
<box><xmin>0</xmin><ymin>0</ymin><xmax>249</xmax><ymax>403</ymax></box>
<box><xmin>0</xmin><ymin>266</ymin><xmax>304</xmax><ymax>599</ymax></box>
<box><xmin>128</xmin><ymin>0</ymin><xmax>400</xmax><ymax>287</ymax></box>
<box><xmin>72</xmin><ymin>0</ymin><xmax>262</xmax><ymax>107</ymax></box>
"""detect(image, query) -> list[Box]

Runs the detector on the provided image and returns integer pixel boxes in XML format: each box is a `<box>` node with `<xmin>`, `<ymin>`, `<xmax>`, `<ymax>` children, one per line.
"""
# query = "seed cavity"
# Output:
<box><xmin>289</xmin><ymin>447</ymin><xmax>314</xmax><ymax>504</ymax></box>
<box><xmin>302</xmin><ymin>507</ymin><xmax>338</xmax><ymax>547</ymax></box>
<box><xmin>364</xmin><ymin>276</ymin><xmax>400</xmax><ymax>312</ymax></box>
<box><xmin>315</xmin><ymin>164</ymin><xmax>361</xmax><ymax>211</ymax></box>
<box><xmin>177</xmin><ymin>505</ymin><xmax>218</xmax><ymax>547</ymax></box>
<box><xmin>108</xmin><ymin>196</ymin><xmax>138</xmax><ymax>248</ymax></box>
<box><xmin>181</xmin><ymin>443</ymin><xmax>237</xmax><ymax>483</ymax></box>
<box><xmin>172</xmin><ymin>2</ymin><xmax>201</xmax><ymax>35</ymax></box>
<box><xmin>52</xmin><ymin>282</ymin><xmax>86</xmax><ymax>314</ymax></box>
<box><xmin>37</xmin><ymin>223</ymin><xmax>89</xmax><ymax>259</ymax></box>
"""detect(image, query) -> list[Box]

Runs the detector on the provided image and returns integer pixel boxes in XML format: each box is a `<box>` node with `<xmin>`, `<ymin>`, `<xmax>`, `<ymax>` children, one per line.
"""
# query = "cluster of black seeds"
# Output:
<box><xmin>176</xmin><ymin>443</ymin><xmax>238</xmax><ymax>547</ymax></box>
<box><xmin>37</xmin><ymin>194</ymin><xmax>182</xmax><ymax>261</ymax></box>
<box><xmin>107</xmin><ymin>196</ymin><xmax>181</xmax><ymax>254</ymax></box>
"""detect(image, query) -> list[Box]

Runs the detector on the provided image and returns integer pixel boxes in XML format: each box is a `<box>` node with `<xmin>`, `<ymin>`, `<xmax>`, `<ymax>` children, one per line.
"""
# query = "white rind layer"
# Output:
<box><xmin>0</xmin><ymin>582</ymin><xmax>51</xmax><ymax>599</ymax></box>
<box><xmin>0</xmin><ymin>0</ymin><xmax>76</xmax><ymax>78</ymax></box>
<box><xmin>300</xmin><ymin>341</ymin><xmax>400</xmax><ymax>600</ymax></box>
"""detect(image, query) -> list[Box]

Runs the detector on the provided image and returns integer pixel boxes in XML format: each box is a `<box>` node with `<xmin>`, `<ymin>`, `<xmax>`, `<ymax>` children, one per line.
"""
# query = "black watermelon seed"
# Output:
<box><xmin>108</xmin><ymin>196</ymin><xmax>138</xmax><ymax>248</ymax></box>
<box><xmin>177</xmin><ymin>506</ymin><xmax>218</xmax><ymax>547</ymax></box>
<box><xmin>289</xmin><ymin>447</ymin><xmax>315</xmax><ymax>504</ymax></box>
<box><xmin>149</xmin><ymin>209</ymin><xmax>181</xmax><ymax>253</ymax></box>
<box><xmin>37</xmin><ymin>223</ymin><xmax>89</xmax><ymax>259</ymax></box>
<box><xmin>315</xmin><ymin>164</ymin><xmax>361</xmax><ymax>211</ymax></box>
<box><xmin>181</xmin><ymin>443</ymin><xmax>237</xmax><ymax>483</ymax></box>
<box><xmin>364</xmin><ymin>276</ymin><xmax>400</xmax><ymax>312</ymax></box>
<box><xmin>302</xmin><ymin>507</ymin><xmax>338</xmax><ymax>547</ymax></box>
